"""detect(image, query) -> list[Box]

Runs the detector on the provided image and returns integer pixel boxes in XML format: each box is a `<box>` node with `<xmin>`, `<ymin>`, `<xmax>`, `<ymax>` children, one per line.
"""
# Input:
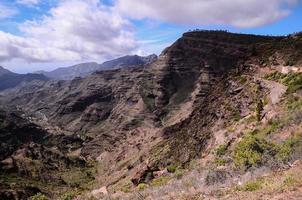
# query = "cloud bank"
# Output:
<box><xmin>116</xmin><ymin>0</ymin><xmax>299</xmax><ymax>28</ymax></box>
<box><xmin>0</xmin><ymin>0</ymin><xmax>137</xmax><ymax>63</ymax></box>
<box><xmin>0</xmin><ymin>0</ymin><xmax>300</xmax><ymax>64</ymax></box>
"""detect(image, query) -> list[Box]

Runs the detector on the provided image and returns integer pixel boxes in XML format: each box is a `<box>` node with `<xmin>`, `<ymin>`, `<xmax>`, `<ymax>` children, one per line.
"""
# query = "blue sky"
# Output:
<box><xmin>0</xmin><ymin>0</ymin><xmax>301</xmax><ymax>73</ymax></box>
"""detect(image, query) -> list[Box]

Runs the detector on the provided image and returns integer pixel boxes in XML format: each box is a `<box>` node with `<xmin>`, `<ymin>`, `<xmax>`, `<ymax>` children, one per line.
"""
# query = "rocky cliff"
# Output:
<box><xmin>0</xmin><ymin>30</ymin><xmax>302</xmax><ymax>199</ymax></box>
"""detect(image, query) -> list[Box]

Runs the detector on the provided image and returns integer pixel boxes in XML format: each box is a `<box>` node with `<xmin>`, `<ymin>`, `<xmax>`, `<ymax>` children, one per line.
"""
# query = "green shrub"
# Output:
<box><xmin>239</xmin><ymin>180</ymin><xmax>263</xmax><ymax>191</ymax></box>
<box><xmin>174</xmin><ymin>170</ymin><xmax>184</xmax><ymax>180</ymax></box>
<box><xmin>286</xmin><ymin>95</ymin><xmax>302</xmax><ymax>111</ymax></box>
<box><xmin>215</xmin><ymin>145</ymin><xmax>228</xmax><ymax>156</ymax></box>
<box><xmin>277</xmin><ymin>136</ymin><xmax>302</xmax><ymax>162</ymax></box>
<box><xmin>214</xmin><ymin>157</ymin><xmax>228</xmax><ymax>166</ymax></box>
<box><xmin>137</xmin><ymin>183</ymin><xmax>148</xmax><ymax>190</ymax></box>
<box><xmin>167</xmin><ymin>165</ymin><xmax>177</xmax><ymax>173</ymax></box>
<box><xmin>151</xmin><ymin>176</ymin><xmax>171</xmax><ymax>187</ymax></box>
<box><xmin>121</xmin><ymin>182</ymin><xmax>132</xmax><ymax>193</ymax></box>
<box><xmin>60</xmin><ymin>191</ymin><xmax>77</xmax><ymax>200</ymax></box>
<box><xmin>233</xmin><ymin>133</ymin><xmax>276</xmax><ymax>169</ymax></box>
<box><xmin>282</xmin><ymin>176</ymin><xmax>299</xmax><ymax>188</ymax></box>
<box><xmin>30</xmin><ymin>193</ymin><xmax>48</xmax><ymax>200</ymax></box>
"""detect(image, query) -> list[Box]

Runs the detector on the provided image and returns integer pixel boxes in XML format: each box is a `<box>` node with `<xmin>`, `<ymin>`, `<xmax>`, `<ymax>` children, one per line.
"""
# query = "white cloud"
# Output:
<box><xmin>16</xmin><ymin>0</ymin><xmax>40</xmax><ymax>6</ymax></box>
<box><xmin>0</xmin><ymin>0</ymin><xmax>137</xmax><ymax>63</ymax></box>
<box><xmin>115</xmin><ymin>0</ymin><xmax>299</xmax><ymax>28</ymax></box>
<box><xmin>0</xmin><ymin>3</ymin><xmax>17</xmax><ymax>19</ymax></box>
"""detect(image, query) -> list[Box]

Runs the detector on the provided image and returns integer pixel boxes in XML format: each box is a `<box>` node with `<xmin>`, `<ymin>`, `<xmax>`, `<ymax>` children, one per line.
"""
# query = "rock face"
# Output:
<box><xmin>0</xmin><ymin>30</ymin><xmax>302</xmax><ymax>198</ymax></box>
<box><xmin>37</xmin><ymin>54</ymin><xmax>158</xmax><ymax>80</ymax></box>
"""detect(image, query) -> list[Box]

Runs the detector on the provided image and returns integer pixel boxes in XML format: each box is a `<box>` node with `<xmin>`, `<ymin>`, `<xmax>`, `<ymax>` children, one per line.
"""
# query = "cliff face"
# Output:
<box><xmin>0</xmin><ymin>31</ymin><xmax>301</xmax><ymax>199</ymax></box>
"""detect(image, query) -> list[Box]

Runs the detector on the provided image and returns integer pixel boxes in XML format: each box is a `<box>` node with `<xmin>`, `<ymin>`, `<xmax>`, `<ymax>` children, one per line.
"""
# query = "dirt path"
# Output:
<box><xmin>259</xmin><ymin>78</ymin><xmax>287</xmax><ymax>105</ymax></box>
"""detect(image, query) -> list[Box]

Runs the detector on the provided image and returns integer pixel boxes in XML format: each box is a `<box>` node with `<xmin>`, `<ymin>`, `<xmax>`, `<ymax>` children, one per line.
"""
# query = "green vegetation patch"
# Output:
<box><xmin>59</xmin><ymin>164</ymin><xmax>96</xmax><ymax>190</ymax></box>
<box><xmin>150</xmin><ymin>176</ymin><xmax>171</xmax><ymax>187</ymax></box>
<box><xmin>277</xmin><ymin>135</ymin><xmax>302</xmax><ymax>162</ymax></box>
<box><xmin>233</xmin><ymin>133</ymin><xmax>277</xmax><ymax>169</ymax></box>
<box><xmin>30</xmin><ymin>193</ymin><xmax>48</xmax><ymax>200</ymax></box>
<box><xmin>59</xmin><ymin>191</ymin><xmax>78</xmax><ymax>200</ymax></box>
<box><xmin>167</xmin><ymin>165</ymin><xmax>177</xmax><ymax>173</ymax></box>
<box><xmin>265</xmin><ymin>72</ymin><xmax>302</xmax><ymax>94</ymax></box>
<box><xmin>237</xmin><ymin>179</ymin><xmax>263</xmax><ymax>191</ymax></box>
<box><xmin>215</xmin><ymin>145</ymin><xmax>228</xmax><ymax>156</ymax></box>
<box><xmin>137</xmin><ymin>183</ymin><xmax>148</xmax><ymax>190</ymax></box>
<box><xmin>233</xmin><ymin>130</ymin><xmax>302</xmax><ymax>170</ymax></box>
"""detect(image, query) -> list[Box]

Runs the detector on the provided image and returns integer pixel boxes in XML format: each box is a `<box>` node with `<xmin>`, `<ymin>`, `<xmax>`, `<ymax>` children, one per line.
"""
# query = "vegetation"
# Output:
<box><xmin>151</xmin><ymin>176</ymin><xmax>171</xmax><ymax>187</ymax></box>
<box><xmin>214</xmin><ymin>157</ymin><xmax>228</xmax><ymax>166</ymax></box>
<box><xmin>238</xmin><ymin>179</ymin><xmax>263</xmax><ymax>191</ymax></box>
<box><xmin>233</xmin><ymin>133</ymin><xmax>276</xmax><ymax>169</ymax></box>
<box><xmin>60</xmin><ymin>191</ymin><xmax>77</xmax><ymax>200</ymax></box>
<box><xmin>30</xmin><ymin>193</ymin><xmax>48</xmax><ymax>200</ymax></box>
<box><xmin>256</xmin><ymin>99</ymin><xmax>264</xmax><ymax>122</ymax></box>
<box><xmin>137</xmin><ymin>183</ymin><xmax>148</xmax><ymax>190</ymax></box>
<box><xmin>277</xmin><ymin>135</ymin><xmax>302</xmax><ymax>162</ymax></box>
<box><xmin>234</xmin><ymin>129</ymin><xmax>302</xmax><ymax>170</ymax></box>
<box><xmin>265</xmin><ymin>72</ymin><xmax>302</xmax><ymax>93</ymax></box>
<box><xmin>215</xmin><ymin>145</ymin><xmax>228</xmax><ymax>156</ymax></box>
<box><xmin>59</xmin><ymin>165</ymin><xmax>96</xmax><ymax>189</ymax></box>
<box><xmin>167</xmin><ymin>165</ymin><xmax>177</xmax><ymax>173</ymax></box>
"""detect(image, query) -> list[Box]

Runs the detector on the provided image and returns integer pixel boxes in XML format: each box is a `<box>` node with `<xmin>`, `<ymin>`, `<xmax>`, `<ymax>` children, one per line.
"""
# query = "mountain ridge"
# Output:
<box><xmin>0</xmin><ymin>30</ymin><xmax>301</xmax><ymax>199</ymax></box>
<box><xmin>0</xmin><ymin>66</ymin><xmax>49</xmax><ymax>92</ymax></box>
<box><xmin>36</xmin><ymin>54</ymin><xmax>158</xmax><ymax>80</ymax></box>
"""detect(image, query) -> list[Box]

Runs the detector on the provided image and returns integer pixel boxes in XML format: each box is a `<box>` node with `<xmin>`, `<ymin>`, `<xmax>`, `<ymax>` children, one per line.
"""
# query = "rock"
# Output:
<box><xmin>153</xmin><ymin>169</ymin><xmax>169</xmax><ymax>178</ymax></box>
<box><xmin>91</xmin><ymin>186</ymin><xmax>108</xmax><ymax>199</ymax></box>
<box><xmin>0</xmin><ymin>157</ymin><xmax>15</xmax><ymax>171</ymax></box>
<box><xmin>131</xmin><ymin>166</ymin><xmax>158</xmax><ymax>185</ymax></box>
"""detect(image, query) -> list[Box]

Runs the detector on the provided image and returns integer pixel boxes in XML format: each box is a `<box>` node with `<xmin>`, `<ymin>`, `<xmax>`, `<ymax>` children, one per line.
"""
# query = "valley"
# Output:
<box><xmin>0</xmin><ymin>30</ymin><xmax>302</xmax><ymax>200</ymax></box>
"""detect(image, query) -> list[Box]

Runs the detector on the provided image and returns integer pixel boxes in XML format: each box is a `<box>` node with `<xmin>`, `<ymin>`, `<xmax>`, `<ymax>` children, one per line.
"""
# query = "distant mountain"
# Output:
<box><xmin>37</xmin><ymin>54</ymin><xmax>158</xmax><ymax>80</ymax></box>
<box><xmin>36</xmin><ymin>62</ymin><xmax>100</xmax><ymax>80</ymax></box>
<box><xmin>0</xmin><ymin>66</ymin><xmax>12</xmax><ymax>76</ymax></box>
<box><xmin>0</xmin><ymin>66</ymin><xmax>49</xmax><ymax>91</ymax></box>
<box><xmin>100</xmin><ymin>54</ymin><xmax>157</xmax><ymax>70</ymax></box>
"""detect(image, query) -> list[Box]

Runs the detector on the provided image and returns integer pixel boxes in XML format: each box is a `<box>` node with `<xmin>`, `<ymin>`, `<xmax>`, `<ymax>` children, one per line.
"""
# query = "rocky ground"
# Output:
<box><xmin>0</xmin><ymin>30</ymin><xmax>301</xmax><ymax>199</ymax></box>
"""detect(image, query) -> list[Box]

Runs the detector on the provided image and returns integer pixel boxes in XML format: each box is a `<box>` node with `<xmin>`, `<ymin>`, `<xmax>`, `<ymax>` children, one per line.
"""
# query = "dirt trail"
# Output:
<box><xmin>258</xmin><ymin>78</ymin><xmax>287</xmax><ymax>105</ymax></box>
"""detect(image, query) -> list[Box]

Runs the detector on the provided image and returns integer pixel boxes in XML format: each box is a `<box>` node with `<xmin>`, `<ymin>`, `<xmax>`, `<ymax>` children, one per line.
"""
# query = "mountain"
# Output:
<box><xmin>38</xmin><ymin>54</ymin><xmax>158</xmax><ymax>80</ymax></box>
<box><xmin>0</xmin><ymin>31</ymin><xmax>302</xmax><ymax>199</ymax></box>
<box><xmin>0</xmin><ymin>66</ymin><xmax>12</xmax><ymax>76</ymax></box>
<box><xmin>0</xmin><ymin>66</ymin><xmax>49</xmax><ymax>92</ymax></box>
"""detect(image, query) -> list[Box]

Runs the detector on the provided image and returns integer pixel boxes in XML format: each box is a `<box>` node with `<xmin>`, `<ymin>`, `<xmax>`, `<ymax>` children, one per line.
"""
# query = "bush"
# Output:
<box><xmin>233</xmin><ymin>133</ymin><xmax>276</xmax><ymax>169</ymax></box>
<box><xmin>137</xmin><ymin>183</ymin><xmax>148</xmax><ymax>190</ymax></box>
<box><xmin>215</xmin><ymin>145</ymin><xmax>228</xmax><ymax>156</ymax></box>
<box><xmin>151</xmin><ymin>176</ymin><xmax>171</xmax><ymax>187</ymax></box>
<box><xmin>239</xmin><ymin>179</ymin><xmax>263</xmax><ymax>191</ymax></box>
<box><xmin>167</xmin><ymin>165</ymin><xmax>177</xmax><ymax>173</ymax></box>
<box><xmin>214</xmin><ymin>157</ymin><xmax>228</xmax><ymax>166</ymax></box>
<box><xmin>60</xmin><ymin>191</ymin><xmax>77</xmax><ymax>200</ymax></box>
<box><xmin>277</xmin><ymin>136</ymin><xmax>302</xmax><ymax>162</ymax></box>
<box><xmin>30</xmin><ymin>193</ymin><xmax>48</xmax><ymax>200</ymax></box>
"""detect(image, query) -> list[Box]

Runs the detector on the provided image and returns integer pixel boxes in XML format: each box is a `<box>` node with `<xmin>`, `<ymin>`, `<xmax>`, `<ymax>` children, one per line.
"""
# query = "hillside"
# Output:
<box><xmin>0</xmin><ymin>67</ymin><xmax>49</xmax><ymax>92</ymax></box>
<box><xmin>0</xmin><ymin>30</ymin><xmax>301</xmax><ymax>200</ymax></box>
<box><xmin>37</xmin><ymin>54</ymin><xmax>157</xmax><ymax>80</ymax></box>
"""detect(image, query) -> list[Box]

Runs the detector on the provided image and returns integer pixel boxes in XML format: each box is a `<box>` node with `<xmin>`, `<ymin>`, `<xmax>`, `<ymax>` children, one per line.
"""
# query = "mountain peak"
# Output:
<box><xmin>0</xmin><ymin>66</ymin><xmax>13</xmax><ymax>76</ymax></box>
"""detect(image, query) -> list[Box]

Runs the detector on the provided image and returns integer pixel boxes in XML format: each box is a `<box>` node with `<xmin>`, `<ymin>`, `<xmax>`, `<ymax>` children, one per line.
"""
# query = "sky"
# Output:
<box><xmin>0</xmin><ymin>0</ymin><xmax>301</xmax><ymax>73</ymax></box>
